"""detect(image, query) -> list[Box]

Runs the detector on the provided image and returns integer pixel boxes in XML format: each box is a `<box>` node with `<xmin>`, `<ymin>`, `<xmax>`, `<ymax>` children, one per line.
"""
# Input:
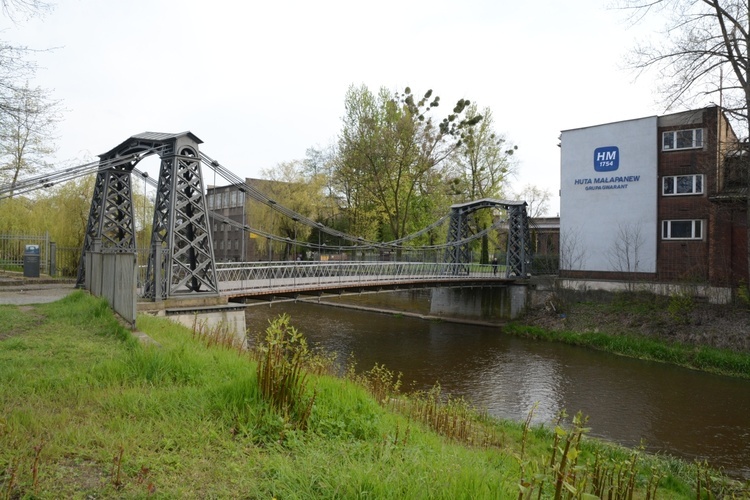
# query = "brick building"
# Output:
<box><xmin>206</xmin><ymin>178</ymin><xmax>299</xmax><ymax>262</ymax></box>
<box><xmin>206</xmin><ymin>184</ymin><xmax>247</xmax><ymax>262</ymax></box>
<box><xmin>560</xmin><ymin>105</ymin><xmax>747</xmax><ymax>288</ymax></box>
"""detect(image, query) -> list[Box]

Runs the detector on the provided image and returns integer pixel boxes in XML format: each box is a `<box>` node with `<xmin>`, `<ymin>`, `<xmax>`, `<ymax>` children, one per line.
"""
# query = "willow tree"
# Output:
<box><xmin>336</xmin><ymin>85</ymin><xmax>481</xmax><ymax>242</ymax></box>
<box><xmin>249</xmin><ymin>161</ymin><xmax>326</xmax><ymax>260</ymax></box>
<box><xmin>624</xmin><ymin>0</ymin><xmax>750</xmax><ymax>281</ymax></box>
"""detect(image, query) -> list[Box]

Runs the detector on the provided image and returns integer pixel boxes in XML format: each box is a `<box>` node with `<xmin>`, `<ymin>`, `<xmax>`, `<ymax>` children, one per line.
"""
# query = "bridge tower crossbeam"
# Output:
<box><xmin>445</xmin><ymin>198</ymin><xmax>531</xmax><ymax>277</ymax></box>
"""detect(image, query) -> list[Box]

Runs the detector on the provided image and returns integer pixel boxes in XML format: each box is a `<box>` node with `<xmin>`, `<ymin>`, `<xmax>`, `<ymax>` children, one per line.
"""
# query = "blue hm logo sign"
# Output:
<box><xmin>594</xmin><ymin>146</ymin><xmax>619</xmax><ymax>172</ymax></box>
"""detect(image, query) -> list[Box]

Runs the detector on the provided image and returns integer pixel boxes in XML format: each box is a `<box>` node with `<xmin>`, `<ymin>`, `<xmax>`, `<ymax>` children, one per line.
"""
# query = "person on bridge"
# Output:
<box><xmin>492</xmin><ymin>256</ymin><xmax>498</xmax><ymax>275</ymax></box>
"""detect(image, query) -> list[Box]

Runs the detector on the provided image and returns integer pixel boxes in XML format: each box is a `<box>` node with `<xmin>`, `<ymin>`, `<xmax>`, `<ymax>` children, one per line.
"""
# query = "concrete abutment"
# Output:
<box><xmin>429</xmin><ymin>284</ymin><xmax>529</xmax><ymax>321</ymax></box>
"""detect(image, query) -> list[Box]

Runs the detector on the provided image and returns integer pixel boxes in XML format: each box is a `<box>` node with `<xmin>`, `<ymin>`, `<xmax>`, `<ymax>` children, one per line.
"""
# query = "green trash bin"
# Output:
<box><xmin>23</xmin><ymin>244</ymin><xmax>40</xmax><ymax>278</ymax></box>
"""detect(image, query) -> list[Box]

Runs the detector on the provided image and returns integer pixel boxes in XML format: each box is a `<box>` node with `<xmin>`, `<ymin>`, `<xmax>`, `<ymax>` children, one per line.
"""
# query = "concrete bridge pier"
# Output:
<box><xmin>138</xmin><ymin>298</ymin><xmax>248</xmax><ymax>346</ymax></box>
<box><xmin>430</xmin><ymin>284</ymin><xmax>527</xmax><ymax>321</ymax></box>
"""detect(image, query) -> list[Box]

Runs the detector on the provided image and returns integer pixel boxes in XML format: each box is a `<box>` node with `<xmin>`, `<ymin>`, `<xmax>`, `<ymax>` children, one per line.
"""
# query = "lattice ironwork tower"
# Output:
<box><xmin>75</xmin><ymin>162</ymin><xmax>138</xmax><ymax>287</ymax></box>
<box><xmin>76</xmin><ymin>132</ymin><xmax>218</xmax><ymax>299</ymax></box>
<box><xmin>445</xmin><ymin>198</ymin><xmax>532</xmax><ymax>277</ymax></box>
<box><xmin>144</xmin><ymin>135</ymin><xmax>218</xmax><ymax>298</ymax></box>
<box><xmin>506</xmin><ymin>203</ymin><xmax>532</xmax><ymax>277</ymax></box>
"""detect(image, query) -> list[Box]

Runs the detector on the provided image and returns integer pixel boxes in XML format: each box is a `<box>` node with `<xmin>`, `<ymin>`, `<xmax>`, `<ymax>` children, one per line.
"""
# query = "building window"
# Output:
<box><xmin>662</xmin><ymin>220</ymin><xmax>703</xmax><ymax>240</ymax></box>
<box><xmin>662</xmin><ymin>174</ymin><xmax>703</xmax><ymax>196</ymax></box>
<box><xmin>662</xmin><ymin>128</ymin><xmax>703</xmax><ymax>151</ymax></box>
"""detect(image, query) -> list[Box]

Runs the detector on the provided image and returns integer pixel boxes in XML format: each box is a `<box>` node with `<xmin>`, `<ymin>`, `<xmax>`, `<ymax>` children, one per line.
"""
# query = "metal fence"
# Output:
<box><xmin>0</xmin><ymin>233</ymin><xmax>50</xmax><ymax>274</ymax></box>
<box><xmin>20</xmin><ymin>245</ymin><xmax>149</xmax><ymax>281</ymax></box>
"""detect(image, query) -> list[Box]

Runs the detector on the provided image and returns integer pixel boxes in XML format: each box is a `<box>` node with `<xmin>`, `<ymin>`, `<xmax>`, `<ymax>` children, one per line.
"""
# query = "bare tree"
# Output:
<box><xmin>623</xmin><ymin>0</ymin><xmax>750</xmax><ymax>280</ymax></box>
<box><xmin>1</xmin><ymin>0</ymin><xmax>52</xmax><ymax>22</ymax></box>
<box><xmin>0</xmin><ymin>0</ymin><xmax>53</xmax><ymax>109</ymax></box>
<box><xmin>559</xmin><ymin>225</ymin><xmax>587</xmax><ymax>273</ymax></box>
<box><xmin>0</xmin><ymin>0</ymin><xmax>58</xmax><ymax>197</ymax></box>
<box><xmin>514</xmin><ymin>184</ymin><xmax>551</xmax><ymax>218</ymax></box>
<box><xmin>608</xmin><ymin>222</ymin><xmax>645</xmax><ymax>289</ymax></box>
<box><xmin>0</xmin><ymin>82</ymin><xmax>61</xmax><ymax>197</ymax></box>
<box><xmin>625</xmin><ymin>1</ymin><xmax>748</xmax><ymax>124</ymax></box>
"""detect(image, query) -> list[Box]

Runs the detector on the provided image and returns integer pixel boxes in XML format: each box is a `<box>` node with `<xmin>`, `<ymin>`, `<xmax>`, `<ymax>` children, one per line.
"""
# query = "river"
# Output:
<box><xmin>243</xmin><ymin>291</ymin><xmax>750</xmax><ymax>480</ymax></box>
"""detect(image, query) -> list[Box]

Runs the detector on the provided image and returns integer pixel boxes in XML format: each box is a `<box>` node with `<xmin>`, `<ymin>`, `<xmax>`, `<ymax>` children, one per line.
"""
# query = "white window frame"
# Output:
<box><xmin>662</xmin><ymin>174</ymin><xmax>704</xmax><ymax>196</ymax></box>
<box><xmin>662</xmin><ymin>219</ymin><xmax>704</xmax><ymax>240</ymax></box>
<box><xmin>662</xmin><ymin>128</ymin><xmax>703</xmax><ymax>151</ymax></box>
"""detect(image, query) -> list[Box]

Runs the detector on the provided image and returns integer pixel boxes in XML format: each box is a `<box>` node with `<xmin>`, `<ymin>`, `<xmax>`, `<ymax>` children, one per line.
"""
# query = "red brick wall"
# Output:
<box><xmin>656</xmin><ymin>106</ymin><xmax>748</xmax><ymax>285</ymax></box>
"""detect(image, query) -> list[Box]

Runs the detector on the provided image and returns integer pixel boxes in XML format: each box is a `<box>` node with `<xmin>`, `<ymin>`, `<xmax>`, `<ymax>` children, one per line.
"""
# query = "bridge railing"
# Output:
<box><xmin>215</xmin><ymin>261</ymin><xmax>505</xmax><ymax>295</ymax></box>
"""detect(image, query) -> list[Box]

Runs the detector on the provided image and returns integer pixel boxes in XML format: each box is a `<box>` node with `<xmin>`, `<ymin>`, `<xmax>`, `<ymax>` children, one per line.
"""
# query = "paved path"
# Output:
<box><xmin>0</xmin><ymin>281</ymin><xmax>77</xmax><ymax>305</ymax></box>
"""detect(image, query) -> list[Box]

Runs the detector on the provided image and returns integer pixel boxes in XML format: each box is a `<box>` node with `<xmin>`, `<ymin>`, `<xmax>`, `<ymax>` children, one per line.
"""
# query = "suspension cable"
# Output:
<box><xmin>1</xmin><ymin>148</ymin><xmax>510</xmax><ymax>253</ymax></box>
<box><xmin>199</xmin><ymin>152</ymin><xmax>462</xmax><ymax>250</ymax></box>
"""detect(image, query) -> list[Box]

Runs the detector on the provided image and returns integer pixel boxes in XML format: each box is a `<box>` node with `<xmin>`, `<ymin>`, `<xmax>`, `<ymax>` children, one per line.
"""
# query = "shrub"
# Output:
<box><xmin>668</xmin><ymin>292</ymin><xmax>695</xmax><ymax>325</ymax></box>
<box><xmin>253</xmin><ymin>314</ymin><xmax>316</xmax><ymax>430</ymax></box>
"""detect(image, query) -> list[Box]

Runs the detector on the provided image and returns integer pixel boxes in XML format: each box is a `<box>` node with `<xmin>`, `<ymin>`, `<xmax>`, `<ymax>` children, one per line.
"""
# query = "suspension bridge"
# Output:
<box><xmin>0</xmin><ymin>131</ymin><xmax>532</xmax><ymax>303</ymax></box>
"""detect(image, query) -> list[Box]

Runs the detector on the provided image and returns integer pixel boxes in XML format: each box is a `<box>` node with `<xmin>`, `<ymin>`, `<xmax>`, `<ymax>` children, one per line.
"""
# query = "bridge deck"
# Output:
<box><xmin>215</xmin><ymin>261</ymin><xmax>515</xmax><ymax>299</ymax></box>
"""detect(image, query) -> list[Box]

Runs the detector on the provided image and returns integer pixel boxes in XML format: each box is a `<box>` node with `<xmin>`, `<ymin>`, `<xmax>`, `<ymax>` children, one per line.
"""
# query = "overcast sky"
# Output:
<box><xmin>6</xmin><ymin>0</ymin><xmax>673</xmax><ymax>216</ymax></box>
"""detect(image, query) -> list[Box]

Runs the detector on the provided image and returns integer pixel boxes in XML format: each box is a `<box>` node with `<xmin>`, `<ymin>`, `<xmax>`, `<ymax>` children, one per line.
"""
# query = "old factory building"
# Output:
<box><xmin>560</xmin><ymin>105</ymin><xmax>747</xmax><ymax>290</ymax></box>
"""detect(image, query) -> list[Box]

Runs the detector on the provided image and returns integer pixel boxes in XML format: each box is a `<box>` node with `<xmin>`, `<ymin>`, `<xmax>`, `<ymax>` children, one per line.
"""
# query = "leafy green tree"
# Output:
<box><xmin>302</xmin><ymin>145</ymin><xmax>342</xmax><ymax>227</ymax></box>
<box><xmin>336</xmin><ymin>85</ymin><xmax>481</xmax><ymax>242</ymax></box>
<box><xmin>0</xmin><ymin>195</ymin><xmax>34</xmax><ymax>232</ymax></box>
<box><xmin>448</xmin><ymin>105</ymin><xmax>517</xmax><ymax>202</ymax></box>
<box><xmin>34</xmin><ymin>175</ymin><xmax>94</xmax><ymax>248</ymax></box>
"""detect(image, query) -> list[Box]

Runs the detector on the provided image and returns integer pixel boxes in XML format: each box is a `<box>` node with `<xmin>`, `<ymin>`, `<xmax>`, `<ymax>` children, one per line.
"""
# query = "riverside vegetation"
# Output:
<box><xmin>1</xmin><ymin>292</ymin><xmax>749</xmax><ymax>498</ymax></box>
<box><xmin>509</xmin><ymin>289</ymin><xmax>750</xmax><ymax>379</ymax></box>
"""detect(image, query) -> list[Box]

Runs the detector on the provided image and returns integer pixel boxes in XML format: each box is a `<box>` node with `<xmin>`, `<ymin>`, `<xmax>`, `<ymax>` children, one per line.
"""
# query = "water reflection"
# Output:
<box><xmin>245</xmin><ymin>300</ymin><xmax>750</xmax><ymax>480</ymax></box>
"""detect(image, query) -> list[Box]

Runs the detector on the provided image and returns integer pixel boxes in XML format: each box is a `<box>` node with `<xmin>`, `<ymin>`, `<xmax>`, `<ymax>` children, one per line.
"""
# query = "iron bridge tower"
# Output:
<box><xmin>445</xmin><ymin>198</ymin><xmax>532</xmax><ymax>277</ymax></box>
<box><xmin>76</xmin><ymin>132</ymin><xmax>218</xmax><ymax>299</ymax></box>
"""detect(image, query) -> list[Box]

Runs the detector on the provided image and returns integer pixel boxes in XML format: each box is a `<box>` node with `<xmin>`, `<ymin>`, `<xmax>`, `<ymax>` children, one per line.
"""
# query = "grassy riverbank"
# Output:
<box><xmin>511</xmin><ymin>289</ymin><xmax>750</xmax><ymax>379</ymax></box>
<box><xmin>1</xmin><ymin>292</ymin><xmax>747</xmax><ymax>498</ymax></box>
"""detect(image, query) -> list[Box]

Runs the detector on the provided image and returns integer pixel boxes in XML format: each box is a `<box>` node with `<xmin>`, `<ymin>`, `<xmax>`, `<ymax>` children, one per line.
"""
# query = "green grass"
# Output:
<box><xmin>0</xmin><ymin>291</ymin><xmax>745</xmax><ymax>498</ymax></box>
<box><xmin>503</xmin><ymin>323</ymin><xmax>750</xmax><ymax>379</ymax></box>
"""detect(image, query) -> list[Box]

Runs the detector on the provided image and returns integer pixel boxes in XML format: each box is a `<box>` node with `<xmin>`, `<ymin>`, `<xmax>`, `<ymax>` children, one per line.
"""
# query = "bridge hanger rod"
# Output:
<box><xmin>200</xmin><ymin>152</ymin><xmax>462</xmax><ymax>250</ymax></box>
<box><xmin>210</xmin><ymin>200</ymin><xmax>502</xmax><ymax>253</ymax></box>
<box><xmin>200</xmin><ymin>152</ymin><xmax>373</xmax><ymax>245</ymax></box>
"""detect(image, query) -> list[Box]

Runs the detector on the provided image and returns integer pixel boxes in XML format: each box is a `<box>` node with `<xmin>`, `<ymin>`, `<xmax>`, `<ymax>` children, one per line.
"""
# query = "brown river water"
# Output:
<box><xmin>243</xmin><ymin>291</ymin><xmax>750</xmax><ymax>480</ymax></box>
